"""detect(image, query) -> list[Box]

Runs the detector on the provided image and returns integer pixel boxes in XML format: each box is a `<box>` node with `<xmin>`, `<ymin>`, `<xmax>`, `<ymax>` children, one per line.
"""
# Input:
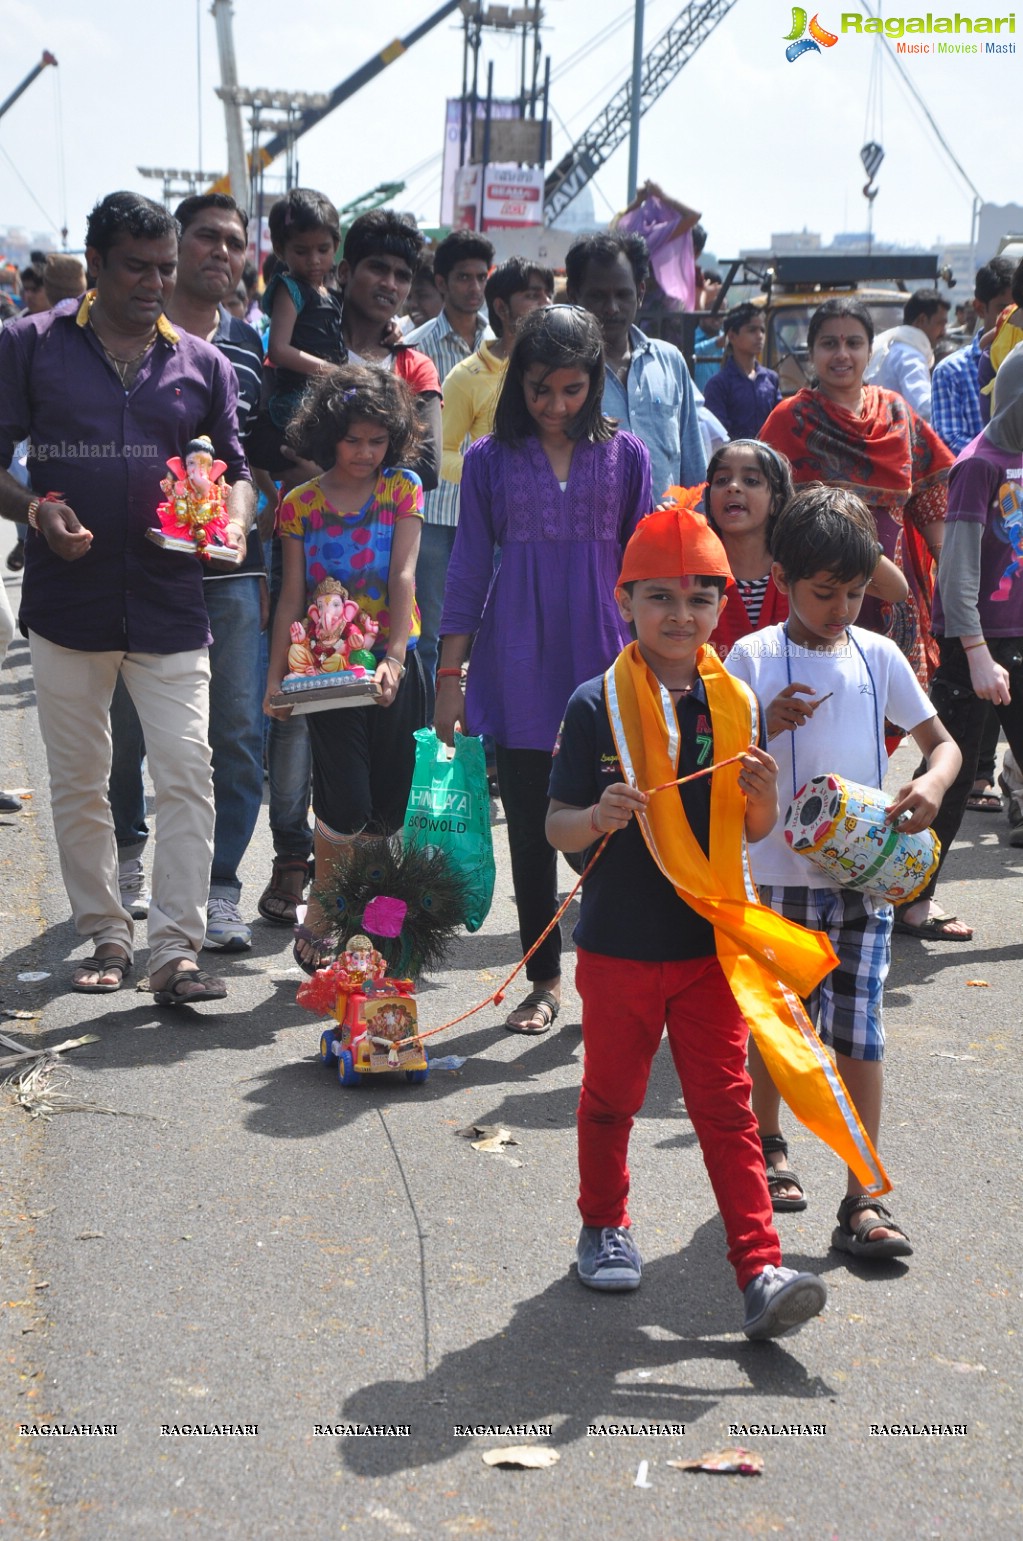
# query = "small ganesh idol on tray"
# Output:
<box><xmin>146</xmin><ymin>435</ymin><xmax>241</xmax><ymax>562</ymax></box>
<box><xmin>268</xmin><ymin>577</ymin><xmax>382</xmax><ymax>714</ymax></box>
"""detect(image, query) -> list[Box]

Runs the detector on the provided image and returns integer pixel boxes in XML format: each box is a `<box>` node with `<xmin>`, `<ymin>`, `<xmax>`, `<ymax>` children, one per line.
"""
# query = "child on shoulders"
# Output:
<box><xmin>254</xmin><ymin>188</ymin><xmax>346</xmax><ymax>474</ymax></box>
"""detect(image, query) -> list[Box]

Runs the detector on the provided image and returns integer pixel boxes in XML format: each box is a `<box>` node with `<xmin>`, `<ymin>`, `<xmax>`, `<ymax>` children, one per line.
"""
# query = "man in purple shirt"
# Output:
<box><xmin>0</xmin><ymin>191</ymin><xmax>254</xmax><ymax>1005</ymax></box>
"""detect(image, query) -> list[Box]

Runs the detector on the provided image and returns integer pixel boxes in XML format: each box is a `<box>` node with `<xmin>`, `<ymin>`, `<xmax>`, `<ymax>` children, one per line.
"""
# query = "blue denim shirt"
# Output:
<box><xmin>601</xmin><ymin>326</ymin><xmax>707</xmax><ymax>502</ymax></box>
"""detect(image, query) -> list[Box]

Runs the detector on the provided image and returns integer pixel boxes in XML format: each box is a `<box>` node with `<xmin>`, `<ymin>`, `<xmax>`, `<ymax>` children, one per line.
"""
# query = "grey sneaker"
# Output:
<box><xmin>576</xmin><ymin>1225</ymin><xmax>642</xmax><ymax>1291</ymax></box>
<box><xmin>204</xmin><ymin>896</ymin><xmax>252</xmax><ymax>951</ymax></box>
<box><xmin>118</xmin><ymin>857</ymin><xmax>150</xmax><ymax>919</ymax></box>
<box><xmin>1000</xmin><ymin>770</ymin><xmax>1023</xmax><ymax>846</ymax></box>
<box><xmin>742</xmin><ymin>1265</ymin><xmax>827</xmax><ymax>1340</ymax></box>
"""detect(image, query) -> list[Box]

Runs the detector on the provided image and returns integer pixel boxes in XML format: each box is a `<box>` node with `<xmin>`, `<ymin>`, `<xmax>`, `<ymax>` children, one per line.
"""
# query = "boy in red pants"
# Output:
<box><xmin>547</xmin><ymin>499</ymin><xmax>839</xmax><ymax>1338</ymax></box>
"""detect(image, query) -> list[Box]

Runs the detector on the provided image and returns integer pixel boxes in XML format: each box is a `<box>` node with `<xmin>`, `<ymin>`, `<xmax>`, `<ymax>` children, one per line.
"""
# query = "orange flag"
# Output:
<box><xmin>605</xmin><ymin>641</ymin><xmax>890</xmax><ymax>1196</ymax></box>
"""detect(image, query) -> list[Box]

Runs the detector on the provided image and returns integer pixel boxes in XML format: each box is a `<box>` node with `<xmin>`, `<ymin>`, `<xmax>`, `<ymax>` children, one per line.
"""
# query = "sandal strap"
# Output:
<box><xmin>765</xmin><ymin>1165</ymin><xmax>803</xmax><ymax>1192</ymax></box>
<box><xmin>837</xmin><ymin>1194</ymin><xmax>901</xmax><ymax>1228</ymax></box>
<box><xmin>760</xmin><ymin>1134</ymin><xmax>789</xmax><ymax>1159</ymax></box>
<box><xmin>78</xmin><ymin>953</ymin><xmax>130</xmax><ymax>978</ymax></box>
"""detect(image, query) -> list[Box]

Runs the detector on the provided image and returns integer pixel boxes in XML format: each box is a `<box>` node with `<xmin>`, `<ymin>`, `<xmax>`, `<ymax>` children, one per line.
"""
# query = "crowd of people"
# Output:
<box><xmin>3</xmin><ymin>182</ymin><xmax>1022</xmax><ymax>1337</ymax></box>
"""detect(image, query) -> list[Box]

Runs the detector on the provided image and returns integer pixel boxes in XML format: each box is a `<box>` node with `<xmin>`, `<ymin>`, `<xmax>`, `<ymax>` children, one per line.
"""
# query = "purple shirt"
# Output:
<box><xmin>703</xmin><ymin>356</ymin><xmax>781</xmax><ymax>441</ymax></box>
<box><xmin>933</xmin><ymin>431</ymin><xmax>1023</xmax><ymax>638</ymax></box>
<box><xmin>0</xmin><ymin>299</ymin><xmax>249</xmax><ymax>652</ymax></box>
<box><xmin>439</xmin><ymin>431</ymin><xmax>652</xmax><ymax>751</ymax></box>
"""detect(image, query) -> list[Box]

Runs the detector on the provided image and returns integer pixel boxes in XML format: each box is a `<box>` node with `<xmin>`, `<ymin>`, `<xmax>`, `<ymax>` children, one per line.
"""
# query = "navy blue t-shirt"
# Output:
<box><xmin>550</xmin><ymin>673</ymin><xmax>761</xmax><ymax>962</ymax></box>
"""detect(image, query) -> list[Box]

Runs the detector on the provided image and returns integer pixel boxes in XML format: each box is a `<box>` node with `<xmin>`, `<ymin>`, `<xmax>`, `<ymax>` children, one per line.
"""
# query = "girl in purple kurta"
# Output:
<box><xmin>435</xmin><ymin>306</ymin><xmax>652</xmax><ymax>1033</ymax></box>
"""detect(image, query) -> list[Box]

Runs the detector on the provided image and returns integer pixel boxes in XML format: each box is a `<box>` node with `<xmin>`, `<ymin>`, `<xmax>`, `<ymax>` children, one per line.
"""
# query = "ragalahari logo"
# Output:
<box><xmin>784</xmin><ymin>8</ymin><xmax>840</xmax><ymax>60</ymax></box>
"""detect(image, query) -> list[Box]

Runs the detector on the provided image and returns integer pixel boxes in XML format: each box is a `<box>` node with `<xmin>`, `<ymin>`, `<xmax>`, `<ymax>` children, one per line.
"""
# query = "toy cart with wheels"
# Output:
<box><xmin>317</xmin><ymin>981</ymin><xmax>429</xmax><ymax>1088</ymax></box>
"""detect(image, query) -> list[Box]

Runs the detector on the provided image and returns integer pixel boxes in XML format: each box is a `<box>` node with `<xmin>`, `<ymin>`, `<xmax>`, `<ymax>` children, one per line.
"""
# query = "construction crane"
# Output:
<box><xmin>0</xmin><ymin>51</ymin><xmax>58</xmax><ymax>125</ymax></box>
<box><xmin>544</xmin><ymin>0</ymin><xmax>738</xmax><ymax>222</ymax></box>
<box><xmin>208</xmin><ymin>0</ymin><xmax>465</xmax><ymax>198</ymax></box>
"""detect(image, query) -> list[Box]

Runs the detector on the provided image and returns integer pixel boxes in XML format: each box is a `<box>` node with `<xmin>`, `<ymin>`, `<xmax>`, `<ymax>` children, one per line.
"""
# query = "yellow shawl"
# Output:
<box><xmin>605</xmin><ymin>641</ymin><xmax>890</xmax><ymax>1196</ymax></box>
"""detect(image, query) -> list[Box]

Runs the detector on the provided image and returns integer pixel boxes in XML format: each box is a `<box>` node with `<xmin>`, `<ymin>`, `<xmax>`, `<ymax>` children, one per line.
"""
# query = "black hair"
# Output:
<box><xmin>20</xmin><ymin>265</ymin><xmax>43</xmax><ymax>288</ymax></box>
<box><xmin>492</xmin><ymin>305</ymin><xmax>614</xmax><ymax>446</ymax></box>
<box><xmin>806</xmin><ymin>296</ymin><xmax>875</xmax><ymax>351</ymax></box>
<box><xmin>286</xmin><ymin>362</ymin><xmax>422</xmax><ymax>471</ymax></box>
<box><xmin>706</xmin><ymin>439</ymin><xmax>794</xmax><ymax>549</ymax></box>
<box><xmin>85</xmin><ymin>191</ymin><xmax>178</xmax><ymax>261</ymax></box>
<box><xmin>565</xmin><ymin>230</ymin><xmax>650</xmax><ymax>294</ymax></box>
<box><xmin>342</xmin><ymin>209</ymin><xmax>423</xmax><ymax>273</ymax></box>
<box><xmin>432</xmin><ymin>228</ymin><xmax>494</xmax><ymax>281</ymax></box>
<box><xmin>1011</xmin><ymin>257</ymin><xmax>1023</xmax><ymax>311</ymax></box>
<box><xmin>903</xmin><ymin>288</ymin><xmax>949</xmax><ymax>326</ymax></box>
<box><xmin>411</xmin><ymin>257</ymin><xmax>435</xmax><ymax>284</ymax></box>
<box><xmin>242</xmin><ymin>264</ymin><xmax>258</xmax><ymax>291</ymax></box>
<box><xmin>267</xmin><ymin>187</ymin><xmax>340</xmax><ymax>257</ymax></box>
<box><xmin>484</xmin><ymin>256</ymin><xmax>555</xmax><ymax>337</ymax></box>
<box><xmin>261</xmin><ymin>251</ymin><xmax>283</xmax><ymax>286</ymax></box>
<box><xmin>722</xmin><ymin>302</ymin><xmax>761</xmax><ymax>335</ymax></box>
<box><xmin>975</xmin><ymin>257</ymin><xmax>1015</xmax><ymax>306</ymax></box>
<box><xmin>173</xmin><ymin>191</ymin><xmax>249</xmax><ymax>237</ymax></box>
<box><xmin>770</xmin><ymin>484</ymin><xmax>881</xmax><ymax>584</ymax></box>
<box><xmin>701</xmin><ymin>268</ymin><xmax>723</xmax><ymax>286</ymax></box>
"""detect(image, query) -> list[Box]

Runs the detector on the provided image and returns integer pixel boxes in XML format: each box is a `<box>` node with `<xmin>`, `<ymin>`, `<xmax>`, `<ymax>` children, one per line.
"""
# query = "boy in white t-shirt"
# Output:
<box><xmin>727</xmin><ymin>486</ymin><xmax>960</xmax><ymax>1261</ymax></box>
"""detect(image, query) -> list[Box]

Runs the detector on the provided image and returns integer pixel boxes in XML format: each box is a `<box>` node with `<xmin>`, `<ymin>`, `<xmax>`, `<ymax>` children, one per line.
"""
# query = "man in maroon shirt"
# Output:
<box><xmin>0</xmin><ymin>191</ymin><xmax>255</xmax><ymax>1006</ymax></box>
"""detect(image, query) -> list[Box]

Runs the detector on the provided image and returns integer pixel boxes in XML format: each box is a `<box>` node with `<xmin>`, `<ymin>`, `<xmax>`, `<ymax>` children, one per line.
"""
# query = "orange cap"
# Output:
<box><xmin>617</xmin><ymin>484</ymin><xmax>734</xmax><ymax>588</ymax></box>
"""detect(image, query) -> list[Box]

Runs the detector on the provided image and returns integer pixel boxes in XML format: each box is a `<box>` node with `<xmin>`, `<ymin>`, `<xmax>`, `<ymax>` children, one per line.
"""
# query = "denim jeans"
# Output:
<box><xmin>414</xmin><ymin>521</ymin><xmax>458</xmax><ymax>720</ymax></box>
<box><xmin>266</xmin><ymin>535</ymin><xmax>313</xmax><ymax>860</ymax></box>
<box><xmin>108</xmin><ymin>578</ymin><xmax>266</xmax><ymax>900</ymax></box>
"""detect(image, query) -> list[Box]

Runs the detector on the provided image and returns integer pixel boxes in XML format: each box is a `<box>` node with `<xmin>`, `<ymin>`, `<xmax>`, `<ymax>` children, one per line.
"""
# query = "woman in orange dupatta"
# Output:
<box><xmin>761</xmin><ymin>297</ymin><xmax>953</xmax><ymax>690</ymax></box>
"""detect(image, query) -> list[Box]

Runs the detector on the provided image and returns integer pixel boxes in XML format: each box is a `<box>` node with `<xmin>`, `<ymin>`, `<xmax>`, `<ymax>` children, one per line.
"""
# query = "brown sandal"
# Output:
<box><xmin>257</xmin><ymin>858</ymin><xmax>310</xmax><ymax>926</ymax></box>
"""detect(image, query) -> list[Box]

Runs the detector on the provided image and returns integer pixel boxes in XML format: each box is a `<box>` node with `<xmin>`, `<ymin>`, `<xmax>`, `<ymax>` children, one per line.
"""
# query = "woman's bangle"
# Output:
<box><xmin>383</xmin><ymin>656</ymin><xmax>406</xmax><ymax>677</ymax></box>
<box><xmin>962</xmin><ymin>640</ymin><xmax>988</xmax><ymax>652</ymax></box>
<box><xmin>590</xmin><ymin>803</ymin><xmax>603</xmax><ymax>834</ymax></box>
<box><xmin>436</xmin><ymin>667</ymin><xmax>463</xmax><ymax>678</ymax></box>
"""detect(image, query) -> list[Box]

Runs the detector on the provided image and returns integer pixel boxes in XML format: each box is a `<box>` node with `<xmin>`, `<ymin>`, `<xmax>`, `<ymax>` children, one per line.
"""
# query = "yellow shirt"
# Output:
<box><xmin>440</xmin><ymin>340</ymin><xmax>507</xmax><ymax>484</ymax></box>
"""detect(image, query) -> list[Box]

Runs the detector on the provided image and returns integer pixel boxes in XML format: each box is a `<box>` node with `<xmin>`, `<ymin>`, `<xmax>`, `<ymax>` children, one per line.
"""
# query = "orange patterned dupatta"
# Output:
<box><xmin>604</xmin><ymin>640</ymin><xmax>890</xmax><ymax>1196</ymax></box>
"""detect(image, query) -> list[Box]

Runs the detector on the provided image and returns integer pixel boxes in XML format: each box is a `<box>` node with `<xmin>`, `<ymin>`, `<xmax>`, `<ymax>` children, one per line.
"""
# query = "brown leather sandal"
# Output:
<box><xmin>257</xmin><ymin>858</ymin><xmax>310</xmax><ymax>926</ymax></box>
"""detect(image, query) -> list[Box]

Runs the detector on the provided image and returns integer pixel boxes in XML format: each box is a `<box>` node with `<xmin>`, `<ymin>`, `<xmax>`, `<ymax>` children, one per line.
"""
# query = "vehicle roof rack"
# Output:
<box><xmin>767</xmin><ymin>254</ymin><xmax>939</xmax><ymax>286</ymax></box>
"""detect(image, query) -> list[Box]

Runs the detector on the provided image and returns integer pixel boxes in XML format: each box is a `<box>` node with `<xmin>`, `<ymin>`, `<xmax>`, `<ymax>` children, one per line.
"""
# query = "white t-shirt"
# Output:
<box><xmin>726</xmin><ymin>623</ymin><xmax>934</xmax><ymax>889</ymax></box>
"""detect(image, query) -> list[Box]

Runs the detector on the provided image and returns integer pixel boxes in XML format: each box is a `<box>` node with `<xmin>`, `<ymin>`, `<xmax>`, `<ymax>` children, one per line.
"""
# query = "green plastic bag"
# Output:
<box><xmin>403</xmin><ymin>729</ymin><xmax>495</xmax><ymax>932</ymax></box>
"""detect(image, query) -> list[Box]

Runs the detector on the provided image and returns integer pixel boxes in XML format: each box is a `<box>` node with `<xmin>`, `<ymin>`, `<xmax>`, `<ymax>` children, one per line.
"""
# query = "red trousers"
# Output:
<box><xmin>575</xmin><ymin>948</ymin><xmax>780</xmax><ymax>1292</ymax></box>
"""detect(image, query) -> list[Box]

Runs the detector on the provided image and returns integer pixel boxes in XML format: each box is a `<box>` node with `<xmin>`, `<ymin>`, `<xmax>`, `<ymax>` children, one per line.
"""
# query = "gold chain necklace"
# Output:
<box><xmin>89</xmin><ymin>318</ymin><xmax>158</xmax><ymax>387</ymax></box>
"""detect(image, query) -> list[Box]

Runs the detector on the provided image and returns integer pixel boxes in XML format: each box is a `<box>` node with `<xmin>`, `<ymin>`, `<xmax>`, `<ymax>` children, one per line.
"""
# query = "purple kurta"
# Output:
<box><xmin>439</xmin><ymin>431</ymin><xmax>652</xmax><ymax>751</ymax></box>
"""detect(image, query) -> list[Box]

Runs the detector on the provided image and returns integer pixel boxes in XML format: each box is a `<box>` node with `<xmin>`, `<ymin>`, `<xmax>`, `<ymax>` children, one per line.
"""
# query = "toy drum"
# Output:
<box><xmin>783</xmin><ymin>774</ymin><xmax>940</xmax><ymax>904</ymax></box>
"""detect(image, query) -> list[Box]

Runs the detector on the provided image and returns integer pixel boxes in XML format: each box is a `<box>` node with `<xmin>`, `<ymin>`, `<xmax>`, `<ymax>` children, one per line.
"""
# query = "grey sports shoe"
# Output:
<box><xmin>576</xmin><ymin>1225</ymin><xmax>643</xmax><ymax>1291</ymax></box>
<box><xmin>999</xmin><ymin>769</ymin><xmax>1023</xmax><ymax>847</ymax></box>
<box><xmin>118</xmin><ymin>857</ymin><xmax>150</xmax><ymax>919</ymax></box>
<box><xmin>743</xmin><ymin>1265</ymin><xmax>827</xmax><ymax>1340</ymax></box>
<box><xmin>204</xmin><ymin>896</ymin><xmax>252</xmax><ymax>951</ymax></box>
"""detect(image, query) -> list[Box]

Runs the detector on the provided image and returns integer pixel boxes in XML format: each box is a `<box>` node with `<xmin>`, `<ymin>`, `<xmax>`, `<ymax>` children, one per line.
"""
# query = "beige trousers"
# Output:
<box><xmin>28</xmin><ymin>632</ymin><xmax>214</xmax><ymax>976</ymax></box>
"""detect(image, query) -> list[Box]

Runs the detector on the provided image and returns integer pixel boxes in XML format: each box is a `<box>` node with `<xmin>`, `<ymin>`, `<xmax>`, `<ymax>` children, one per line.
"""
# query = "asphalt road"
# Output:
<box><xmin>1</xmin><ymin>537</ymin><xmax>1021</xmax><ymax>1540</ymax></box>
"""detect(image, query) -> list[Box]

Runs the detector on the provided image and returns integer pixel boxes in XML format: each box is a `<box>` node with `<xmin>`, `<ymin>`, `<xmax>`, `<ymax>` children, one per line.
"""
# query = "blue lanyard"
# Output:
<box><xmin>783</xmin><ymin>625</ymin><xmax>883</xmax><ymax>800</ymax></box>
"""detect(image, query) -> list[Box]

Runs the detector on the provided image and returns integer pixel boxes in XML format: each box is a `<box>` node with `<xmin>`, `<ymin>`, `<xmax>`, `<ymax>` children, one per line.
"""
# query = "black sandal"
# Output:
<box><xmin>257</xmin><ymin>857</ymin><xmax>310</xmax><ymax>926</ymax></box>
<box><xmin>761</xmin><ymin>1134</ymin><xmax>808</xmax><ymax>1212</ymax></box>
<box><xmin>152</xmin><ymin>967</ymin><xmax>227</xmax><ymax>1007</ymax></box>
<box><xmin>72</xmin><ymin>952</ymin><xmax>132</xmax><ymax>994</ymax></box>
<box><xmin>832</xmin><ymin>1194</ymin><xmax>913</xmax><ymax>1260</ymax></box>
<box><xmin>504</xmin><ymin>989</ymin><xmax>560</xmax><ymax>1035</ymax></box>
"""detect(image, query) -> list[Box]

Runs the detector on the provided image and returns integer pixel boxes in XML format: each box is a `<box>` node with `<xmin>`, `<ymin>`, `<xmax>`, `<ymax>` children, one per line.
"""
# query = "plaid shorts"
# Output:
<box><xmin>757</xmin><ymin>884</ymin><xmax>892</xmax><ymax>1062</ymax></box>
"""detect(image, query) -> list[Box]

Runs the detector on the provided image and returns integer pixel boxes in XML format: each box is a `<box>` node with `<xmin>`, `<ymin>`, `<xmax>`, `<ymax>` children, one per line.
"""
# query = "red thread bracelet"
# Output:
<box><xmin>436</xmin><ymin>667</ymin><xmax>463</xmax><ymax>678</ymax></box>
<box><xmin>590</xmin><ymin>804</ymin><xmax>603</xmax><ymax>834</ymax></box>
